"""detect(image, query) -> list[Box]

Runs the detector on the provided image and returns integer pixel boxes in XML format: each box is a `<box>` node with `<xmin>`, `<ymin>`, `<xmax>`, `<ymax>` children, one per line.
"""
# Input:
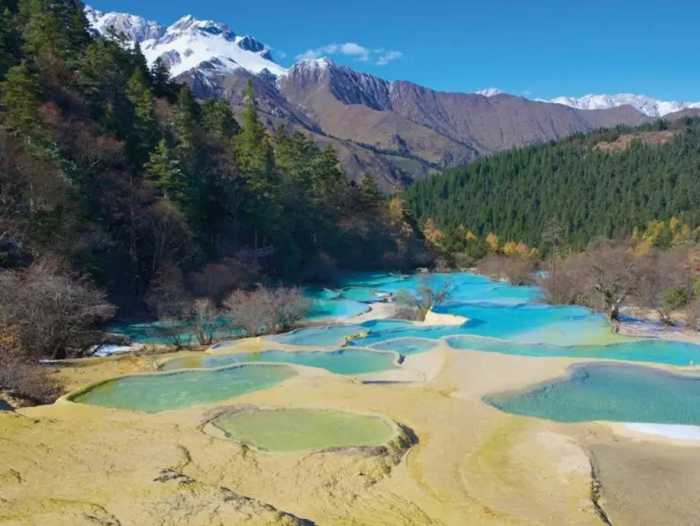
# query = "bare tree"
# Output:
<box><xmin>0</xmin><ymin>348</ymin><xmax>62</xmax><ymax>404</ymax></box>
<box><xmin>633</xmin><ymin>248</ymin><xmax>692</xmax><ymax>325</ymax></box>
<box><xmin>223</xmin><ymin>285</ymin><xmax>310</xmax><ymax>336</ymax></box>
<box><xmin>145</xmin><ymin>264</ymin><xmax>193</xmax><ymax>346</ymax></box>
<box><xmin>0</xmin><ymin>260</ymin><xmax>116</xmax><ymax>359</ymax></box>
<box><xmin>477</xmin><ymin>255</ymin><xmax>537</xmax><ymax>285</ymax></box>
<box><xmin>191</xmin><ymin>298</ymin><xmax>219</xmax><ymax>346</ymax></box>
<box><xmin>540</xmin><ymin>240</ymin><xmax>639</xmax><ymax>320</ymax></box>
<box><xmin>395</xmin><ymin>277</ymin><xmax>452</xmax><ymax>321</ymax></box>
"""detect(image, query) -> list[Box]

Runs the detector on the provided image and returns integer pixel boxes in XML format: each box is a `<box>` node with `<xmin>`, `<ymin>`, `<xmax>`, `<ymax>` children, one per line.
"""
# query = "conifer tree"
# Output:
<box><xmin>145</xmin><ymin>139</ymin><xmax>186</xmax><ymax>204</ymax></box>
<box><xmin>19</xmin><ymin>0</ymin><xmax>89</xmax><ymax>70</ymax></box>
<box><xmin>0</xmin><ymin>63</ymin><xmax>41</xmax><ymax>135</ymax></box>
<box><xmin>150</xmin><ymin>57</ymin><xmax>172</xmax><ymax>98</ymax></box>
<box><xmin>0</xmin><ymin>7</ymin><xmax>19</xmax><ymax>78</ymax></box>
<box><xmin>172</xmin><ymin>85</ymin><xmax>199</xmax><ymax>161</ymax></box>
<box><xmin>236</xmin><ymin>80</ymin><xmax>275</xmax><ymax>187</ymax></box>
<box><xmin>358</xmin><ymin>174</ymin><xmax>383</xmax><ymax>209</ymax></box>
<box><xmin>202</xmin><ymin>99</ymin><xmax>239</xmax><ymax>141</ymax></box>
<box><xmin>125</xmin><ymin>67</ymin><xmax>156</xmax><ymax>164</ymax></box>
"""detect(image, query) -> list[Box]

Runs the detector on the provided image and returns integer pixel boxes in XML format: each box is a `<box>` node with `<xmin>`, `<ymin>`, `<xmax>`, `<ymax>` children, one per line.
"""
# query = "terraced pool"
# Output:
<box><xmin>209</xmin><ymin>408</ymin><xmax>397</xmax><ymax>451</ymax></box>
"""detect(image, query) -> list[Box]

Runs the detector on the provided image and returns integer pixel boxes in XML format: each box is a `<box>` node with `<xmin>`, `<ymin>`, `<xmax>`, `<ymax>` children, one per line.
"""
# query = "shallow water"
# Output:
<box><xmin>97</xmin><ymin>271</ymin><xmax>700</xmax><ymax>421</ymax></box>
<box><xmin>161</xmin><ymin>348</ymin><xmax>398</xmax><ymax>375</ymax></box>
<box><xmin>106</xmin><ymin>317</ymin><xmax>241</xmax><ymax>346</ymax></box>
<box><xmin>370</xmin><ymin>338</ymin><xmax>437</xmax><ymax>355</ymax></box>
<box><xmin>485</xmin><ymin>363</ymin><xmax>700</xmax><ymax>425</ymax></box>
<box><xmin>211</xmin><ymin>408</ymin><xmax>395</xmax><ymax>451</ymax></box>
<box><xmin>448</xmin><ymin>335</ymin><xmax>700</xmax><ymax>366</ymax></box>
<box><xmin>72</xmin><ymin>365</ymin><xmax>296</xmax><ymax>413</ymax></box>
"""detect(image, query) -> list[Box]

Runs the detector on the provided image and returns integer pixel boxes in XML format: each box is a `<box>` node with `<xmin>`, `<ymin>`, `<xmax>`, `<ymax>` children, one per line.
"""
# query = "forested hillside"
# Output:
<box><xmin>406</xmin><ymin>118</ymin><xmax>700</xmax><ymax>252</ymax></box>
<box><xmin>0</xmin><ymin>0</ymin><xmax>429</xmax><ymax>313</ymax></box>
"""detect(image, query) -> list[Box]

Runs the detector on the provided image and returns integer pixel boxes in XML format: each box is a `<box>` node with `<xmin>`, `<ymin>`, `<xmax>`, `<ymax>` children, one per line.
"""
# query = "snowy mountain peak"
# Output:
<box><xmin>85</xmin><ymin>5</ymin><xmax>164</xmax><ymax>43</ymax></box>
<box><xmin>85</xmin><ymin>6</ymin><xmax>285</xmax><ymax>79</ymax></box>
<box><xmin>549</xmin><ymin>93</ymin><xmax>700</xmax><ymax>117</ymax></box>
<box><xmin>476</xmin><ymin>88</ymin><xmax>503</xmax><ymax>97</ymax></box>
<box><xmin>166</xmin><ymin>15</ymin><xmax>229</xmax><ymax>36</ymax></box>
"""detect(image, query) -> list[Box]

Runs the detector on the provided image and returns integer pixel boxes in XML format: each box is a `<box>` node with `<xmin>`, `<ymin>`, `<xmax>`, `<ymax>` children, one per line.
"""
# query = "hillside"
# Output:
<box><xmin>0</xmin><ymin>1</ymin><xmax>430</xmax><ymax>312</ymax></box>
<box><xmin>405</xmin><ymin>118</ymin><xmax>700</xmax><ymax>250</ymax></box>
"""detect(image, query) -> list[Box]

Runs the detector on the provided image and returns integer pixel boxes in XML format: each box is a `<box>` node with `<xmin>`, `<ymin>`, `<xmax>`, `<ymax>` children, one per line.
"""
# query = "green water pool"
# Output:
<box><xmin>161</xmin><ymin>348</ymin><xmax>398</xmax><ymax>375</ymax></box>
<box><xmin>485</xmin><ymin>363</ymin><xmax>700</xmax><ymax>425</ymax></box>
<box><xmin>71</xmin><ymin>364</ymin><xmax>297</xmax><ymax>413</ymax></box>
<box><xmin>210</xmin><ymin>408</ymin><xmax>396</xmax><ymax>451</ymax></box>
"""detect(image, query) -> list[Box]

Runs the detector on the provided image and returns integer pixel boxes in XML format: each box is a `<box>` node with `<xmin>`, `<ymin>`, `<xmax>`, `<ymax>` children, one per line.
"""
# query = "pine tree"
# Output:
<box><xmin>358</xmin><ymin>174</ymin><xmax>383</xmax><ymax>210</ymax></box>
<box><xmin>20</xmin><ymin>0</ymin><xmax>89</xmax><ymax>71</ymax></box>
<box><xmin>125</xmin><ymin>67</ymin><xmax>156</xmax><ymax>164</ymax></box>
<box><xmin>202</xmin><ymin>99</ymin><xmax>239</xmax><ymax>141</ymax></box>
<box><xmin>173</xmin><ymin>85</ymin><xmax>199</xmax><ymax>155</ymax></box>
<box><xmin>150</xmin><ymin>57</ymin><xmax>172</xmax><ymax>99</ymax></box>
<box><xmin>0</xmin><ymin>63</ymin><xmax>41</xmax><ymax>134</ymax></box>
<box><xmin>0</xmin><ymin>7</ymin><xmax>19</xmax><ymax>79</ymax></box>
<box><xmin>145</xmin><ymin>139</ymin><xmax>186</xmax><ymax>204</ymax></box>
<box><xmin>235</xmin><ymin>80</ymin><xmax>275</xmax><ymax>192</ymax></box>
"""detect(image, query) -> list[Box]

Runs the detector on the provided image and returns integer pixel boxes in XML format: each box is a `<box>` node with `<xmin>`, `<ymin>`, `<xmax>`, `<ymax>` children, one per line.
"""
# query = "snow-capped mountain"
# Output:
<box><xmin>549</xmin><ymin>93</ymin><xmax>700</xmax><ymax>118</ymax></box>
<box><xmin>85</xmin><ymin>6</ymin><xmax>286</xmax><ymax>78</ymax></box>
<box><xmin>85</xmin><ymin>6</ymin><xmax>164</xmax><ymax>43</ymax></box>
<box><xmin>82</xmin><ymin>6</ymin><xmax>694</xmax><ymax>189</ymax></box>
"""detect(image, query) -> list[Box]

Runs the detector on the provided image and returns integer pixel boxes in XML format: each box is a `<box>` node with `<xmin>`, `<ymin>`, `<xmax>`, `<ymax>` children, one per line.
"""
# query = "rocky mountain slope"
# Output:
<box><xmin>86</xmin><ymin>5</ymin><xmax>682</xmax><ymax>189</ymax></box>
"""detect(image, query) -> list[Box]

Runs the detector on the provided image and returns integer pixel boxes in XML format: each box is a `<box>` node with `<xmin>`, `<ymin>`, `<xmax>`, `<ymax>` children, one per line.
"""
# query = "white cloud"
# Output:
<box><xmin>375</xmin><ymin>50</ymin><xmax>403</xmax><ymax>66</ymax></box>
<box><xmin>296</xmin><ymin>42</ymin><xmax>402</xmax><ymax>66</ymax></box>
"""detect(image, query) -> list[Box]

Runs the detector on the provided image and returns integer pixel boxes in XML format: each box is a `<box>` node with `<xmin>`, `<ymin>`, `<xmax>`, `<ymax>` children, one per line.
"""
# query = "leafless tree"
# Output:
<box><xmin>191</xmin><ymin>298</ymin><xmax>219</xmax><ymax>346</ymax></box>
<box><xmin>477</xmin><ymin>255</ymin><xmax>537</xmax><ymax>285</ymax></box>
<box><xmin>187</xmin><ymin>256</ymin><xmax>260</xmax><ymax>304</ymax></box>
<box><xmin>540</xmin><ymin>240</ymin><xmax>640</xmax><ymax>320</ymax></box>
<box><xmin>0</xmin><ymin>259</ymin><xmax>116</xmax><ymax>359</ymax></box>
<box><xmin>395</xmin><ymin>277</ymin><xmax>452</xmax><ymax>321</ymax></box>
<box><xmin>223</xmin><ymin>285</ymin><xmax>310</xmax><ymax>336</ymax></box>
<box><xmin>632</xmin><ymin>248</ymin><xmax>692</xmax><ymax>325</ymax></box>
<box><xmin>0</xmin><ymin>348</ymin><xmax>62</xmax><ymax>404</ymax></box>
<box><xmin>144</xmin><ymin>264</ymin><xmax>193</xmax><ymax>346</ymax></box>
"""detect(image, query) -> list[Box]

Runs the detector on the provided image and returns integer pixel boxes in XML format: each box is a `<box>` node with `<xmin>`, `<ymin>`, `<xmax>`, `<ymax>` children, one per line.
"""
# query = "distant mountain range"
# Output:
<box><xmin>85</xmin><ymin>6</ymin><xmax>700</xmax><ymax>189</ymax></box>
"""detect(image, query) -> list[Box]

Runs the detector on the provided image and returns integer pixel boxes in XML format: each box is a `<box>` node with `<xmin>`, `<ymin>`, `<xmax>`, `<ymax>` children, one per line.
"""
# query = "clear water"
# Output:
<box><xmin>71</xmin><ymin>364</ymin><xmax>296</xmax><ymax>413</ymax></box>
<box><xmin>269</xmin><ymin>324</ymin><xmax>369</xmax><ymax>346</ymax></box>
<box><xmin>211</xmin><ymin>408</ymin><xmax>395</xmax><ymax>451</ymax></box>
<box><xmin>370</xmin><ymin>338</ymin><xmax>437</xmax><ymax>355</ymax></box>
<box><xmin>485</xmin><ymin>363</ymin><xmax>700</xmax><ymax>425</ymax></box>
<box><xmin>448</xmin><ymin>335</ymin><xmax>700</xmax><ymax>366</ymax></box>
<box><xmin>161</xmin><ymin>348</ymin><xmax>398</xmax><ymax>375</ymax></box>
<box><xmin>93</xmin><ymin>271</ymin><xmax>700</xmax><ymax>421</ymax></box>
<box><xmin>304</xmin><ymin>287</ymin><xmax>369</xmax><ymax>320</ymax></box>
<box><xmin>106</xmin><ymin>316</ymin><xmax>241</xmax><ymax>346</ymax></box>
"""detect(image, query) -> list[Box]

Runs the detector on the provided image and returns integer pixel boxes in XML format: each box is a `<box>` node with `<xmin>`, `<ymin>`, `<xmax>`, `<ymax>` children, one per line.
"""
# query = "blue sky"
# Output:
<box><xmin>88</xmin><ymin>0</ymin><xmax>699</xmax><ymax>100</ymax></box>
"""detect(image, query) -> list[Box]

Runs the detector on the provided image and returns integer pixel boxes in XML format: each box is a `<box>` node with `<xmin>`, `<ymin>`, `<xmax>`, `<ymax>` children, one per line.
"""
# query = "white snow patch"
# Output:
<box><xmin>476</xmin><ymin>88</ymin><xmax>503</xmax><ymax>97</ymax></box>
<box><xmin>624</xmin><ymin>423</ymin><xmax>700</xmax><ymax>441</ymax></box>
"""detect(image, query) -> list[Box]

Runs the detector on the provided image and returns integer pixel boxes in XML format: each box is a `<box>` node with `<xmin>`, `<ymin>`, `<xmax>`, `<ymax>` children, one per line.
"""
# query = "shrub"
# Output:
<box><xmin>224</xmin><ymin>285</ymin><xmax>310</xmax><ymax>336</ymax></box>
<box><xmin>477</xmin><ymin>255</ymin><xmax>537</xmax><ymax>285</ymax></box>
<box><xmin>0</xmin><ymin>260</ymin><xmax>116</xmax><ymax>359</ymax></box>
<box><xmin>0</xmin><ymin>346</ymin><xmax>62</xmax><ymax>405</ymax></box>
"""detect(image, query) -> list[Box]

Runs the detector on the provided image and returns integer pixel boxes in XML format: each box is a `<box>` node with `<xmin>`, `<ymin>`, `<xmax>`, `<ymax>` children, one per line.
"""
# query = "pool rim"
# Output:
<box><xmin>201</xmin><ymin>404</ymin><xmax>407</xmax><ymax>454</ymax></box>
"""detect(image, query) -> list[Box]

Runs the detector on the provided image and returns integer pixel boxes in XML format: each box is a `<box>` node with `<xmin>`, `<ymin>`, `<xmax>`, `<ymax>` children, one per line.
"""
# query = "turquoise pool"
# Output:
<box><xmin>94</xmin><ymin>271</ymin><xmax>700</xmax><ymax>421</ymax></box>
<box><xmin>447</xmin><ymin>335</ymin><xmax>700</xmax><ymax>366</ymax></box>
<box><xmin>72</xmin><ymin>364</ymin><xmax>296</xmax><ymax>413</ymax></box>
<box><xmin>485</xmin><ymin>363</ymin><xmax>700</xmax><ymax>425</ymax></box>
<box><xmin>161</xmin><ymin>348</ymin><xmax>398</xmax><ymax>375</ymax></box>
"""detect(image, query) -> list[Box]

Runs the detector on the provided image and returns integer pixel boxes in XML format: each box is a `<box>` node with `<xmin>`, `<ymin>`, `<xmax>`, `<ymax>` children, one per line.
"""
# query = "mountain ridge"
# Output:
<box><xmin>85</xmin><ymin>5</ymin><xmax>694</xmax><ymax>189</ymax></box>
